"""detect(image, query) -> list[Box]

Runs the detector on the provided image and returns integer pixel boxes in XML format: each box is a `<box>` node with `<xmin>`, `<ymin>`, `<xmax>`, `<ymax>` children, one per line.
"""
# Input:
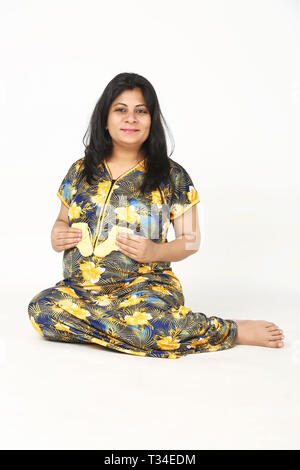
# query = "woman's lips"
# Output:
<box><xmin>121</xmin><ymin>129</ymin><xmax>138</xmax><ymax>133</ymax></box>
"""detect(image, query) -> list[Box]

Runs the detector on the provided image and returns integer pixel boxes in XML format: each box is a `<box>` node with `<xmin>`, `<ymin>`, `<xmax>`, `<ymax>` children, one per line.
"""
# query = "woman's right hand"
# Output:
<box><xmin>51</xmin><ymin>220</ymin><xmax>82</xmax><ymax>252</ymax></box>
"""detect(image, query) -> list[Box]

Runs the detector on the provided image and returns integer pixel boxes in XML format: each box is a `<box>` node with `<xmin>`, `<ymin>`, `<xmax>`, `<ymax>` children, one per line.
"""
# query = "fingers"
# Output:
<box><xmin>116</xmin><ymin>241</ymin><xmax>138</xmax><ymax>259</ymax></box>
<box><xmin>117</xmin><ymin>233</ymin><xmax>141</xmax><ymax>242</ymax></box>
<box><xmin>116</xmin><ymin>236</ymin><xmax>138</xmax><ymax>249</ymax></box>
<box><xmin>62</xmin><ymin>242</ymin><xmax>81</xmax><ymax>250</ymax></box>
<box><xmin>56</xmin><ymin>228</ymin><xmax>82</xmax><ymax>239</ymax></box>
<box><xmin>57</xmin><ymin>233</ymin><xmax>81</xmax><ymax>241</ymax></box>
<box><xmin>65</xmin><ymin>228</ymin><xmax>82</xmax><ymax>236</ymax></box>
<box><xmin>55</xmin><ymin>228</ymin><xmax>82</xmax><ymax>250</ymax></box>
<box><xmin>117</xmin><ymin>242</ymin><xmax>138</xmax><ymax>256</ymax></box>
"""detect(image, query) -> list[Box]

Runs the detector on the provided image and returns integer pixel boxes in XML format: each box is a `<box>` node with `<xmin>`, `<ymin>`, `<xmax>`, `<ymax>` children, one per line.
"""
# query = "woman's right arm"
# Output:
<box><xmin>51</xmin><ymin>202</ymin><xmax>82</xmax><ymax>252</ymax></box>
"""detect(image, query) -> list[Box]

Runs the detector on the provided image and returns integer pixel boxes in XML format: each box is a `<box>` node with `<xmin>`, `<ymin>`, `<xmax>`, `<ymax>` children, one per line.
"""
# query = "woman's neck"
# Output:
<box><xmin>107</xmin><ymin>148</ymin><xmax>144</xmax><ymax>165</ymax></box>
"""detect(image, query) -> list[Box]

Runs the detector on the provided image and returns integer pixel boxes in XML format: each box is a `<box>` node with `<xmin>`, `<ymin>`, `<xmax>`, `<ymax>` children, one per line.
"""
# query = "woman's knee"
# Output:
<box><xmin>27</xmin><ymin>287</ymin><xmax>58</xmax><ymax>329</ymax></box>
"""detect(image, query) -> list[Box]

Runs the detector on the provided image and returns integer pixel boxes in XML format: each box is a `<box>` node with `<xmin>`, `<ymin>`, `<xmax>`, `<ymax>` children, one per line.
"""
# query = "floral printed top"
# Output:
<box><xmin>56</xmin><ymin>156</ymin><xmax>200</xmax><ymax>288</ymax></box>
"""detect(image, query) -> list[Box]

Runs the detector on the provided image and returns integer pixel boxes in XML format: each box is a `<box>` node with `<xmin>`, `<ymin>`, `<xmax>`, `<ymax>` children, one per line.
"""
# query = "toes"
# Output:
<box><xmin>268</xmin><ymin>328</ymin><xmax>280</xmax><ymax>333</ymax></box>
<box><xmin>266</xmin><ymin>323</ymin><xmax>277</xmax><ymax>329</ymax></box>
<box><xmin>267</xmin><ymin>326</ymin><xmax>284</xmax><ymax>335</ymax></box>
<box><xmin>270</xmin><ymin>331</ymin><xmax>284</xmax><ymax>337</ymax></box>
<box><xmin>271</xmin><ymin>334</ymin><xmax>284</xmax><ymax>341</ymax></box>
<box><xmin>268</xmin><ymin>340</ymin><xmax>284</xmax><ymax>348</ymax></box>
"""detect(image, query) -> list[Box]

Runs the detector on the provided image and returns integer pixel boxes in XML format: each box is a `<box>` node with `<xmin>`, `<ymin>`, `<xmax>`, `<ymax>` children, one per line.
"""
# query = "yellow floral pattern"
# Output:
<box><xmin>28</xmin><ymin>156</ymin><xmax>237</xmax><ymax>358</ymax></box>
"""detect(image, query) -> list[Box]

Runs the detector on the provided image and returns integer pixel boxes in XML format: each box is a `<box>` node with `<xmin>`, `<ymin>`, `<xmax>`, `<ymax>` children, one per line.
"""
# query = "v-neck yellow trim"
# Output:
<box><xmin>104</xmin><ymin>158</ymin><xmax>146</xmax><ymax>182</ymax></box>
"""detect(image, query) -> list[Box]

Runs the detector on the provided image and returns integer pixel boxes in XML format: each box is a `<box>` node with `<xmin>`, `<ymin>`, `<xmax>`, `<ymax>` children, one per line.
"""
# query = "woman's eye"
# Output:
<box><xmin>116</xmin><ymin>108</ymin><xmax>147</xmax><ymax>114</ymax></box>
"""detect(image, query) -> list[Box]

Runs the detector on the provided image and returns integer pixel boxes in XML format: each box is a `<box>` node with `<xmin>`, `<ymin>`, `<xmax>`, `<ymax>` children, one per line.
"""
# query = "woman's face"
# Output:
<box><xmin>106</xmin><ymin>88</ymin><xmax>151</xmax><ymax>153</ymax></box>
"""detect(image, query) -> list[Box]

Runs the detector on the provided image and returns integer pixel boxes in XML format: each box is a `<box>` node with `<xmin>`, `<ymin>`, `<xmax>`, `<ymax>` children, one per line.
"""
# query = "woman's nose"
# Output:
<box><xmin>125</xmin><ymin>112</ymin><xmax>137</xmax><ymax>122</ymax></box>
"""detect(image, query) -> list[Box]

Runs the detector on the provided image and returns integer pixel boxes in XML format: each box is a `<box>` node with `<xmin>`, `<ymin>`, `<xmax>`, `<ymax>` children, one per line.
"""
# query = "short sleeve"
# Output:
<box><xmin>169</xmin><ymin>163</ymin><xmax>200</xmax><ymax>221</ymax></box>
<box><xmin>57</xmin><ymin>159</ymin><xmax>81</xmax><ymax>208</ymax></box>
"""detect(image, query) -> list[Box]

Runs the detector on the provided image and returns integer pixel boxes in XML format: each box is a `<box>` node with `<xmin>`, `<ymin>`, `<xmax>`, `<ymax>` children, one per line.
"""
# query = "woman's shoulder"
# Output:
<box><xmin>167</xmin><ymin>156</ymin><xmax>181</xmax><ymax>170</ymax></box>
<box><xmin>165</xmin><ymin>157</ymin><xmax>197</xmax><ymax>196</ymax></box>
<box><xmin>63</xmin><ymin>156</ymin><xmax>85</xmax><ymax>172</ymax></box>
<box><xmin>64</xmin><ymin>157</ymin><xmax>85</xmax><ymax>180</ymax></box>
<box><xmin>74</xmin><ymin>156</ymin><xmax>85</xmax><ymax>171</ymax></box>
<box><xmin>167</xmin><ymin>157</ymin><xmax>191</xmax><ymax>178</ymax></box>
<box><xmin>60</xmin><ymin>157</ymin><xmax>85</xmax><ymax>186</ymax></box>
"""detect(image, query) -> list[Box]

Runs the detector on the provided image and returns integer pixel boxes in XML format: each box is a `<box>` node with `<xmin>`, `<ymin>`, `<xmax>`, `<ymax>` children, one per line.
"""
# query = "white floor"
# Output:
<box><xmin>1</xmin><ymin>287</ymin><xmax>299</xmax><ymax>450</ymax></box>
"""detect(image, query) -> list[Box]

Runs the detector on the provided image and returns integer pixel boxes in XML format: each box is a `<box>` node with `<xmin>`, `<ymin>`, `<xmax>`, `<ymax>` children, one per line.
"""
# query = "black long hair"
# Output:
<box><xmin>79</xmin><ymin>72</ymin><xmax>175</xmax><ymax>196</ymax></box>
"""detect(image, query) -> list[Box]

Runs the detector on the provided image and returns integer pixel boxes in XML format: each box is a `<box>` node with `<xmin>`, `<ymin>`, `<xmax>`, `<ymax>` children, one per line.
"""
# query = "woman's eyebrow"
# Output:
<box><xmin>113</xmin><ymin>102</ymin><xmax>148</xmax><ymax>107</ymax></box>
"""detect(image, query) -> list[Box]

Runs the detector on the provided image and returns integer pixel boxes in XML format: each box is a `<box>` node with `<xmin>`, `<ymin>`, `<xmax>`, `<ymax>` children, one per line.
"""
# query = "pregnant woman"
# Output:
<box><xmin>27</xmin><ymin>72</ymin><xmax>284</xmax><ymax>359</ymax></box>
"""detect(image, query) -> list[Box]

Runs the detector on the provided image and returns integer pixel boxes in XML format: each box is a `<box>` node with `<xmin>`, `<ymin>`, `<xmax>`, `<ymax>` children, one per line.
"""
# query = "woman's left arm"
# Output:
<box><xmin>115</xmin><ymin>205</ymin><xmax>201</xmax><ymax>263</ymax></box>
<box><xmin>154</xmin><ymin>204</ymin><xmax>201</xmax><ymax>262</ymax></box>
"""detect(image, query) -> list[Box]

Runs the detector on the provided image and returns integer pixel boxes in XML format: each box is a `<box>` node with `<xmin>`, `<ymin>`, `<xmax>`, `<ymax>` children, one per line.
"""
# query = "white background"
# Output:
<box><xmin>0</xmin><ymin>0</ymin><xmax>299</xmax><ymax>450</ymax></box>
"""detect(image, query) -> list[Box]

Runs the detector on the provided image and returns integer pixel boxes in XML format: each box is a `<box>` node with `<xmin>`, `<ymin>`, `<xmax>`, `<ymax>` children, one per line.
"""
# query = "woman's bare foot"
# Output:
<box><xmin>232</xmin><ymin>320</ymin><xmax>284</xmax><ymax>348</ymax></box>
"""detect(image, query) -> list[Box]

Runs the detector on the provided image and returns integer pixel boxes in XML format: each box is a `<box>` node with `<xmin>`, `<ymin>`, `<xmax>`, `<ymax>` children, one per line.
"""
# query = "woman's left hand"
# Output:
<box><xmin>116</xmin><ymin>233</ymin><xmax>159</xmax><ymax>263</ymax></box>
